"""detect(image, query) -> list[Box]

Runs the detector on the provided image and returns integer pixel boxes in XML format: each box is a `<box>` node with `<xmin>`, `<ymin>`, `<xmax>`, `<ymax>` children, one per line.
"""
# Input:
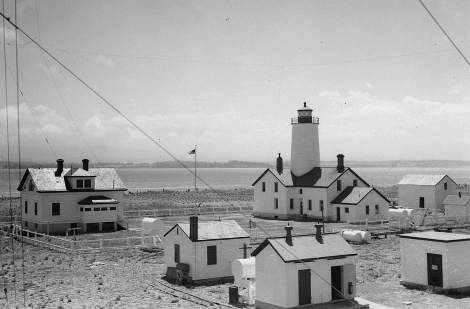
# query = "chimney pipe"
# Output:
<box><xmin>82</xmin><ymin>159</ymin><xmax>89</xmax><ymax>171</ymax></box>
<box><xmin>315</xmin><ymin>223</ymin><xmax>323</xmax><ymax>243</ymax></box>
<box><xmin>276</xmin><ymin>153</ymin><xmax>283</xmax><ymax>175</ymax></box>
<box><xmin>55</xmin><ymin>159</ymin><xmax>64</xmax><ymax>177</ymax></box>
<box><xmin>285</xmin><ymin>223</ymin><xmax>293</xmax><ymax>246</ymax></box>
<box><xmin>189</xmin><ymin>216</ymin><xmax>198</xmax><ymax>241</ymax></box>
<box><xmin>337</xmin><ymin>154</ymin><xmax>345</xmax><ymax>173</ymax></box>
<box><xmin>459</xmin><ymin>192</ymin><xmax>462</xmax><ymax>198</ymax></box>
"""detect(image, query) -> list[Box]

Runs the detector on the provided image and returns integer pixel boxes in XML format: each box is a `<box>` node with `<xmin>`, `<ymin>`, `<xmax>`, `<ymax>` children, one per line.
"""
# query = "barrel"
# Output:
<box><xmin>141</xmin><ymin>218</ymin><xmax>163</xmax><ymax>231</ymax></box>
<box><xmin>232</xmin><ymin>258</ymin><xmax>256</xmax><ymax>280</ymax></box>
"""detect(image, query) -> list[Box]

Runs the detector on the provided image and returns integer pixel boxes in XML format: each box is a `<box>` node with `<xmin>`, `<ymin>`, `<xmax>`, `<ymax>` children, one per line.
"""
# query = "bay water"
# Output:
<box><xmin>2</xmin><ymin>166</ymin><xmax>470</xmax><ymax>197</ymax></box>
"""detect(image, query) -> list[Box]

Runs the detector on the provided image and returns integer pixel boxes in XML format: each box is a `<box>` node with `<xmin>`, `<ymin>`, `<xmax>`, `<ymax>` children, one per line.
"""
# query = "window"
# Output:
<box><xmin>85</xmin><ymin>208</ymin><xmax>91</xmax><ymax>212</ymax></box>
<box><xmin>345</xmin><ymin>207</ymin><xmax>349</xmax><ymax>213</ymax></box>
<box><xmin>207</xmin><ymin>245</ymin><xmax>217</xmax><ymax>265</ymax></box>
<box><xmin>77</xmin><ymin>180</ymin><xmax>84</xmax><ymax>188</ymax></box>
<box><xmin>375</xmin><ymin>205</ymin><xmax>379</xmax><ymax>214</ymax></box>
<box><xmin>308</xmin><ymin>200</ymin><xmax>312</xmax><ymax>211</ymax></box>
<box><xmin>319</xmin><ymin>200</ymin><xmax>324</xmax><ymax>212</ymax></box>
<box><xmin>24</xmin><ymin>201</ymin><xmax>28</xmax><ymax>214</ymax></box>
<box><xmin>101</xmin><ymin>207</ymin><xmax>107</xmax><ymax>211</ymax></box>
<box><xmin>353</xmin><ymin>179</ymin><xmax>358</xmax><ymax>187</ymax></box>
<box><xmin>290</xmin><ymin>199</ymin><xmax>294</xmax><ymax>209</ymax></box>
<box><xmin>444</xmin><ymin>182</ymin><xmax>447</xmax><ymax>190</ymax></box>
<box><xmin>84</xmin><ymin>179</ymin><xmax>92</xmax><ymax>188</ymax></box>
<box><xmin>299</xmin><ymin>189</ymin><xmax>303</xmax><ymax>194</ymax></box>
<box><xmin>71</xmin><ymin>223</ymin><xmax>78</xmax><ymax>229</ymax></box>
<box><xmin>80</xmin><ymin>207</ymin><xmax>83</xmax><ymax>212</ymax></box>
<box><xmin>52</xmin><ymin>203</ymin><xmax>60</xmax><ymax>216</ymax></box>
<box><xmin>337</xmin><ymin>180</ymin><xmax>342</xmax><ymax>191</ymax></box>
<box><xmin>366</xmin><ymin>205</ymin><xmax>369</xmax><ymax>215</ymax></box>
<box><xmin>274</xmin><ymin>182</ymin><xmax>278</xmax><ymax>192</ymax></box>
<box><xmin>110</xmin><ymin>207</ymin><xmax>116</xmax><ymax>211</ymax></box>
<box><xmin>28</xmin><ymin>179</ymin><xmax>34</xmax><ymax>191</ymax></box>
<box><xmin>35</xmin><ymin>223</ymin><xmax>38</xmax><ymax>229</ymax></box>
<box><xmin>25</xmin><ymin>221</ymin><xmax>28</xmax><ymax>227</ymax></box>
<box><xmin>34</xmin><ymin>202</ymin><xmax>38</xmax><ymax>216</ymax></box>
<box><xmin>274</xmin><ymin>198</ymin><xmax>278</xmax><ymax>209</ymax></box>
<box><xmin>94</xmin><ymin>207</ymin><xmax>100</xmax><ymax>211</ymax></box>
<box><xmin>175</xmin><ymin>244</ymin><xmax>180</xmax><ymax>263</ymax></box>
<box><xmin>262</xmin><ymin>182</ymin><xmax>265</xmax><ymax>192</ymax></box>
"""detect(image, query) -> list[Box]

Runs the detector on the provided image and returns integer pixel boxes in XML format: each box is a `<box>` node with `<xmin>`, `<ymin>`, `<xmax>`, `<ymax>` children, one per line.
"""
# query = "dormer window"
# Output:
<box><xmin>84</xmin><ymin>179</ymin><xmax>92</xmax><ymax>188</ymax></box>
<box><xmin>77</xmin><ymin>180</ymin><xmax>84</xmax><ymax>188</ymax></box>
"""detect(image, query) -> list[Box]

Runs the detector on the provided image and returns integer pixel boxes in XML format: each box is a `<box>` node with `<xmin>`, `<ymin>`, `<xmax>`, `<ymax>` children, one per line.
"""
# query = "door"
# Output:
<box><xmin>336</xmin><ymin>207</ymin><xmax>341</xmax><ymax>222</ymax></box>
<box><xmin>419</xmin><ymin>197</ymin><xmax>425</xmax><ymax>208</ymax></box>
<box><xmin>298</xmin><ymin>269</ymin><xmax>311</xmax><ymax>305</ymax></box>
<box><xmin>331</xmin><ymin>266</ymin><xmax>342</xmax><ymax>300</ymax></box>
<box><xmin>427</xmin><ymin>253</ymin><xmax>443</xmax><ymax>287</ymax></box>
<box><xmin>300</xmin><ymin>200</ymin><xmax>304</xmax><ymax>215</ymax></box>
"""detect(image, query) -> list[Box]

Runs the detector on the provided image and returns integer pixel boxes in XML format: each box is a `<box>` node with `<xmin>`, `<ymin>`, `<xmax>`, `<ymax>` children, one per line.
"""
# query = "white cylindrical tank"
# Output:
<box><xmin>232</xmin><ymin>258</ymin><xmax>255</xmax><ymax>280</ymax></box>
<box><xmin>388</xmin><ymin>208</ymin><xmax>417</xmax><ymax>219</ymax></box>
<box><xmin>340</xmin><ymin>230</ymin><xmax>362</xmax><ymax>243</ymax></box>
<box><xmin>141</xmin><ymin>218</ymin><xmax>163</xmax><ymax>231</ymax></box>
<box><xmin>359</xmin><ymin>231</ymin><xmax>371</xmax><ymax>243</ymax></box>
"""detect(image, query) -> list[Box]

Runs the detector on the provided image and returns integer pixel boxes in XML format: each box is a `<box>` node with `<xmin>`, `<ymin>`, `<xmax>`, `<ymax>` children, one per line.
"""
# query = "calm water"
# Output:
<box><xmin>2</xmin><ymin>166</ymin><xmax>470</xmax><ymax>197</ymax></box>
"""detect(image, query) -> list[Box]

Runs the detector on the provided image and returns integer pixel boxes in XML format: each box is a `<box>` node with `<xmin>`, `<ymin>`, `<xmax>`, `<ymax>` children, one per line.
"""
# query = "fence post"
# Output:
<box><xmin>255</xmin><ymin>227</ymin><xmax>258</xmax><ymax>240</ymax></box>
<box><xmin>347</xmin><ymin>220</ymin><xmax>350</xmax><ymax>229</ymax></box>
<box><xmin>71</xmin><ymin>240</ymin><xmax>74</xmax><ymax>252</ymax></box>
<box><xmin>154</xmin><ymin>210</ymin><xmax>157</xmax><ymax>217</ymax></box>
<box><xmin>169</xmin><ymin>209</ymin><xmax>172</xmax><ymax>216</ymax></box>
<box><xmin>275</xmin><ymin>227</ymin><xmax>277</xmax><ymax>237</ymax></box>
<box><xmin>138</xmin><ymin>210</ymin><xmax>141</xmax><ymax>217</ymax></box>
<box><xmin>100</xmin><ymin>239</ymin><xmax>103</xmax><ymax>250</ymax></box>
<box><xmin>365</xmin><ymin>219</ymin><xmax>369</xmax><ymax>230</ymax></box>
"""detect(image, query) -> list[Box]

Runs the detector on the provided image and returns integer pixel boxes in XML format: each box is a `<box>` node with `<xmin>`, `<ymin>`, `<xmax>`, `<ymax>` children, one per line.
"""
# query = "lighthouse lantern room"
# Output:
<box><xmin>290</xmin><ymin>102</ymin><xmax>320</xmax><ymax>177</ymax></box>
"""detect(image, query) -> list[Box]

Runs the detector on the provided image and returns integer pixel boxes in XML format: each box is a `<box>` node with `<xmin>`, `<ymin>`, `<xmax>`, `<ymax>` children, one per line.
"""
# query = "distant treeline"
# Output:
<box><xmin>1</xmin><ymin>160</ymin><xmax>470</xmax><ymax>169</ymax></box>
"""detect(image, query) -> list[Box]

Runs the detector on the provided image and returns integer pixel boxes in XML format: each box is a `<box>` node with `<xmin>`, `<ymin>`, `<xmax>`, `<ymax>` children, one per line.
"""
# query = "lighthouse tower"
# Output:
<box><xmin>290</xmin><ymin>102</ymin><xmax>320</xmax><ymax>177</ymax></box>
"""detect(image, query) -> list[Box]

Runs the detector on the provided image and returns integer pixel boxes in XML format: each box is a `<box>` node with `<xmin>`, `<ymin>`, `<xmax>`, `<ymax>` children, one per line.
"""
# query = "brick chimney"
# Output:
<box><xmin>337</xmin><ymin>154</ymin><xmax>345</xmax><ymax>173</ymax></box>
<box><xmin>189</xmin><ymin>216</ymin><xmax>198</xmax><ymax>242</ymax></box>
<box><xmin>82</xmin><ymin>159</ymin><xmax>89</xmax><ymax>171</ymax></box>
<box><xmin>285</xmin><ymin>223</ymin><xmax>293</xmax><ymax>246</ymax></box>
<box><xmin>55</xmin><ymin>159</ymin><xmax>64</xmax><ymax>177</ymax></box>
<box><xmin>276</xmin><ymin>153</ymin><xmax>283</xmax><ymax>175</ymax></box>
<box><xmin>315</xmin><ymin>223</ymin><xmax>323</xmax><ymax>244</ymax></box>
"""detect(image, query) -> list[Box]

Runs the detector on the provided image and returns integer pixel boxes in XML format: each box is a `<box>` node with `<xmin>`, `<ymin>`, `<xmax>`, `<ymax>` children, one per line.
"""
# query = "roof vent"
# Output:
<box><xmin>337</xmin><ymin>154</ymin><xmax>345</xmax><ymax>173</ymax></box>
<box><xmin>276</xmin><ymin>153</ymin><xmax>283</xmax><ymax>175</ymax></box>
<box><xmin>285</xmin><ymin>223</ymin><xmax>293</xmax><ymax>246</ymax></box>
<box><xmin>189</xmin><ymin>216</ymin><xmax>198</xmax><ymax>242</ymax></box>
<box><xmin>82</xmin><ymin>159</ymin><xmax>89</xmax><ymax>171</ymax></box>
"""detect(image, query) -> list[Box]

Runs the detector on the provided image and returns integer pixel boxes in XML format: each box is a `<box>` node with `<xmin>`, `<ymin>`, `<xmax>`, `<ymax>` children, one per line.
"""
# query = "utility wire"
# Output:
<box><xmin>418</xmin><ymin>0</ymin><xmax>470</xmax><ymax>67</ymax></box>
<box><xmin>0</xmin><ymin>14</ymin><xmax>361</xmax><ymax>307</ymax></box>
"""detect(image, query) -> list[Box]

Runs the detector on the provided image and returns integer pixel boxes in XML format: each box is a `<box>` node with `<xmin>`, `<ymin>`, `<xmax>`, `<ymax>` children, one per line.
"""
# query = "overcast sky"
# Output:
<box><xmin>0</xmin><ymin>0</ymin><xmax>469</xmax><ymax>164</ymax></box>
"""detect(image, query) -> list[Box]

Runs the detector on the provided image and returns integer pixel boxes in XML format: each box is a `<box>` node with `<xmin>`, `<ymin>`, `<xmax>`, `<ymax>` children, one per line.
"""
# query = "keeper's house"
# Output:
<box><xmin>397</xmin><ymin>174</ymin><xmax>458</xmax><ymax>210</ymax></box>
<box><xmin>252</xmin><ymin>103</ymin><xmax>390</xmax><ymax>222</ymax></box>
<box><xmin>398</xmin><ymin>231</ymin><xmax>470</xmax><ymax>293</ymax></box>
<box><xmin>164</xmin><ymin>216</ymin><xmax>250</xmax><ymax>283</ymax></box>
<box><xmin>252</xmin><ymin>224</ymin><xmax>358</xmax><ymax>309</ymax></box>
<box><xmin>17</xmin><ymin>159</ymin><xmax>127</xmax><ymax>233</ymax></box>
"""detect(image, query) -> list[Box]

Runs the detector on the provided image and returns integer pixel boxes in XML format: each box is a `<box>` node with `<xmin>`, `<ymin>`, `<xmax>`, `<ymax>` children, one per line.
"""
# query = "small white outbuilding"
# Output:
<box><xmin>163</xmin><ymin>216</ymin><xmax>250</xmax><ymax>283</ymax></box>
<box><xmin>443</xmin><ymin>194</ymin><xmax>470</xmax><ymax>220</ymax></box>
<box><xmin>251</xmin><ymin>224</ymin><xmax>358</xmax><ymax>309</ymax></box>
<box><xmin>398</xmin><ymin>231</ymin><xmax>470</xmax><ymax>293</ymax></box>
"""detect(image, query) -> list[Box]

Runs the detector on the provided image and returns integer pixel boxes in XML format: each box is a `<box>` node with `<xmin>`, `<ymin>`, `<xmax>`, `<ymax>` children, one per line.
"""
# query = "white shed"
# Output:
<box><xmin>163</xmin><ymin>216</ymin><xmax>250</xmax><ymax>283</ymax></box>
<box><xmin>397</xmin><ymin>174</ymin><xmax>458</xmax><ymax>210</ymax></box>
<box><xmin>398</xmin><ymin>231</ymin><xmax>470</xmax><ymax>293</ymax></box>
<box><xmin>251</xmin><ymin>225</ymin><xmax>358</xmax><ymax>309</ymax></box>
<box><xmin>444</xmin><ymin>195</ymin><xmax>470</xmax><ymax>220</ymax></box>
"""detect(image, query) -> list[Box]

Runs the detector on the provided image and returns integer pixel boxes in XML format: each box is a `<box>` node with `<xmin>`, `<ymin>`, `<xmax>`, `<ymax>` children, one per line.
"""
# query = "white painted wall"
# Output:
<box><xmin>253</xmin><ymin>172</ymin><xmax>288</xmax><ymax>219</ymax></box>
<box><xmin>446</xmin><ymin>241</ymin><xmax>470</xmax><ymax>288</ymax></box>
<box><xmin>291</xmin><ymin>122</ymin><xmax>320</xmax><ymax>177</ymax></box>
<box><xmin>399</xmin><ymin>177</ymin><xmax>457</xmax><ymax>210</ymax></box>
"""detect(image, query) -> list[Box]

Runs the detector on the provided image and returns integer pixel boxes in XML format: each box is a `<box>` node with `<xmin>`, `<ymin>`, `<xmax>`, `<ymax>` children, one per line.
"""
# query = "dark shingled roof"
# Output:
<box><xmin>251</xmin><ymin>234</ymin><xmax>357</xmax><ymax>263</ymax></box>
<box><xmin>17</xmin><ymin>168</ymin><xmax>127</xmax><ymax>192</ymax></box>
<box><xmin>164</xmin><ymin>220</ymin><xmax>250</xmax><ymax>241</ymax></box>
<box><xmin>252</xmin><ymin>167</ymin><xmax>369</xmax><ymax>188</ymax></box>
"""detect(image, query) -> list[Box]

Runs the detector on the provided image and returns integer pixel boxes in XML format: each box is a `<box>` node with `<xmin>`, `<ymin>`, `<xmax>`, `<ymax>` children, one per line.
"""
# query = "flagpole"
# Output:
<box><xmin>194</xmin><ymin>145</ymin><xmax>197</xmax><ymax>191</ymax></box>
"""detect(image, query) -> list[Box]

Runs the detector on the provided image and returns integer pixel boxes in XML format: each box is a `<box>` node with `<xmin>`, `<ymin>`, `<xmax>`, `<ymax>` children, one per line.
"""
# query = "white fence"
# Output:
<box><xmin>2</xmin><ymin>225</ymin><xmax>142</xmax><ymax>253</ymax></box>
<box><xmin>124</xmin><ymin>205</ymin><xmax>253</xmax><ymax>218</ymax></box>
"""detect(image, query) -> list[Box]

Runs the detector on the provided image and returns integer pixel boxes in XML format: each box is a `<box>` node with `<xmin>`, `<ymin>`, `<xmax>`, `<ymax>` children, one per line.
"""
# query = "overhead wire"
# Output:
<box><xmin>418</xmin><ymin>0</ymin><xmax>470</xmax><ymax>67</ymax></box>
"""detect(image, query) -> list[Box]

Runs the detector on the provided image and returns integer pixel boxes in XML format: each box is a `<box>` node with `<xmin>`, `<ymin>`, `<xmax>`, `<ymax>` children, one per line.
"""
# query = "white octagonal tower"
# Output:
<box><xmin>290</xmin><ymin>102</ymin><xmax>320</xmax><ymax>177</ymax></box>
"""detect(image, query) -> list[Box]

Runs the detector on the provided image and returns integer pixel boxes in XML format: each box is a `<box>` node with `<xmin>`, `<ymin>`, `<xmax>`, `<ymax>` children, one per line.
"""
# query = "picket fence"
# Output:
<box><xmin>124</xmin><ymin>204</ymin><xmax>253</xmax><ymax>219</ymax></box>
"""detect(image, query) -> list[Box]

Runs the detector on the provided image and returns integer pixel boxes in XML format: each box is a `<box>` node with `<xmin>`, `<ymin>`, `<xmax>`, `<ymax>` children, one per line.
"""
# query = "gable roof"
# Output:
<box><xmin>164</xmin><ymin>220</ymin><xmax>250</xmax><ymax>241</ymax></box>
<box><xmin>17</xmin><ymin>168</ymin><xmax>127</xmax><ymax>192</ymax></box>
<box><xmin>331</xmin><ymin>186</ymin><xmax>390</xmax><ymax>205</ymax></box>
<box><xmin>252</xmin><ymin>167</ymin><xmax>370</xmax><ymax>188</ymax></box>
<box><xmin>397</xmin><ymin>174</ymin><xmax>456</xmax><ymax>186</ymax></box>
<box><xmin>443</xmin><ymin>195</ymin><xmax>470</xmax><ymax>206</ymax></box>
<box><xmin>251</xmin><ymin>234</ymin><xmax>357</xmax><ymax>263</ymax></box>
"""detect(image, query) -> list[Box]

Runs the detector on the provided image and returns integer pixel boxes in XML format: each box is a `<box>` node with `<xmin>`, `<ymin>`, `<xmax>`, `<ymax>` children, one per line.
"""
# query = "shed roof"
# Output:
<box><xmin>165</xmin><ymin>220</ymin><xmax>250</xmax><ymax>241</ymax></box>
<box><xmin>17</xmin><ymin>168</ymin><xmax>127</xmax><ymax>192</ymax></box>
<box><xmin>398</xmin><ymin>231</ymin><xmax>470</xmax><ymax>243</ymax></box>
<box><xmin>397</xmin><ymin>174</ymin><xmax>455</xmax><ymax>186</ymax></box>
<box><xmin>78</xmin><ymin>195</ymin><xmax>119</xmax><ymax>205</ymax></box>
<box><xmin>443</xmin><ymin>195</ymin><xmax>470</xmax><ymax>206</ymax></box>
<box><xmin>251</xmin><ymin>234</ymin><xmax>357</xmax><ymax>263</ymax></box>
<box><xmin>252</xmin><ymin>167</ymin><xmax>369</xmax><ymax>188</ymax></box>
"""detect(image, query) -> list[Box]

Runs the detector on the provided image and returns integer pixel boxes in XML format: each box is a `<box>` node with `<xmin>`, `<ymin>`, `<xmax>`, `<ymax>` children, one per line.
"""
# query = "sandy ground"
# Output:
<box><xmin>1</xmin><ymin>187</ymin><xmax>470</xmax><ymax>308</ymax></box>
